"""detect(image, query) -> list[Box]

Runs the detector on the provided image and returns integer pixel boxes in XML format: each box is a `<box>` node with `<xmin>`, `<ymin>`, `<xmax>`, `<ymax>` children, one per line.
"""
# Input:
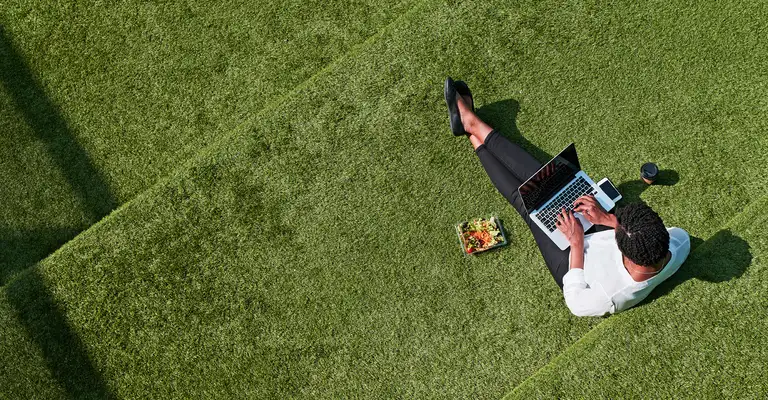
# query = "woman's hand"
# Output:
<box><xmin>573</xmin><ymin>195</ymin><xmax>617</xmax><ymax>228</ymax></box>
<box><xmin>556</xmin><ymin>208</ymin><xmax>584</xmax><ymax>247</ymax></box>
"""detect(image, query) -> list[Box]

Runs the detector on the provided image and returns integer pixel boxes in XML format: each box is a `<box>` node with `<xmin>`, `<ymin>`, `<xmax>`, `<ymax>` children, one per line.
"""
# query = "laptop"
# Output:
<box><xmin>518</xmin><ymin>143</ymin><xmax>616</xmax><ymax>250</ymax></box>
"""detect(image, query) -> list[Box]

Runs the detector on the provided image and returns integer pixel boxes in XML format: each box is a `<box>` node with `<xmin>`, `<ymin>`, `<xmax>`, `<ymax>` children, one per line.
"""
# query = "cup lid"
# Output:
<box><xmin>641</xmin><ymin>162</ymin><xmax>658</xmax><ymax>178</ymax></box>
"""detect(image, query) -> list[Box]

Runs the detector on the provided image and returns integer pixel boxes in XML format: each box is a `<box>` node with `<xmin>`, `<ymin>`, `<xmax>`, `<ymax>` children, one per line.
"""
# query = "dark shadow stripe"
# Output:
<box><xmin>1</xmin><ymin>26</ymin><xmax>117</xmax><ymax>398</ymax></box>
<box><xmin>5</xmin><ymin>268</ymin><xmax>116</xmax><ymax>399</ymax></box>
<box><xmin>0</xmin><ymin>228</ymin><xmax>82</xmax><ymax>285</ymax></box>
<box><xmin>0</xmin><ymin>26</ymin><xmax>117</xmax><ymax>221</ymax></box>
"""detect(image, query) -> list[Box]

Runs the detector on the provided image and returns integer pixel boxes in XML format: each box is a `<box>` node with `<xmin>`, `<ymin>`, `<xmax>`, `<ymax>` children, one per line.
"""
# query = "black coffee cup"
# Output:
<box><xmin>641</xmin><ymin>162</ymin><xmax>659</xmax><ymax>184</ymax></box>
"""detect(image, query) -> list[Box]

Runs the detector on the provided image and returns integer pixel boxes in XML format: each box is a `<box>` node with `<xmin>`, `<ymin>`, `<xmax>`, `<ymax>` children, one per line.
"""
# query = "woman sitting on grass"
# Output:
<box><xmin>444</xmin><ymin>78</ymin><xmax>691</xmax><ymax>317</ymax></box>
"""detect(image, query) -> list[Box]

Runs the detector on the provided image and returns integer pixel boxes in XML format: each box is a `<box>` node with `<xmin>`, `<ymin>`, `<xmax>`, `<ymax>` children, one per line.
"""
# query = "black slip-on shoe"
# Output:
<box><xmin>454</xmin><ymin>80</ymin><xmax>474</xmax><ymax>112</ymax></box>
<box><xmin>444</xmin><ymin>77</ymin><xmax>466</xmax><ymax>136</ymax></box>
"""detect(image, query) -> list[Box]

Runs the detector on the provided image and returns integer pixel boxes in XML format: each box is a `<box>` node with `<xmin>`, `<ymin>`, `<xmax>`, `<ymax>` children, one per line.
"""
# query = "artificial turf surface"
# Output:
<box><xmin>507</xmin><ymin>195</ymin><xmax>768</xmax><ymax>398</ymax></box>
<box><xmin>1</xmin><ymin>0</ymin><xmax>767</xmax><ymax>398</ymax></box>
<box><xmin>0</xmin><ymin>0</ymin><xmax>414</xmax><ymax>283</ymax></box>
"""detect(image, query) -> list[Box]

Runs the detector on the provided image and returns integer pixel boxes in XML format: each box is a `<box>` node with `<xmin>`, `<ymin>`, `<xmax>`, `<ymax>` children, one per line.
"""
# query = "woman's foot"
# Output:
<box><xmin>445</xmin><ymin>78</ymin><xmax>494</xmax><ymax>140</ymax></box>
<box><xmin>457</xmin><ymin>94</ymin><xmax>475</xmax><ymax>132</ymax></box>
<box><xmin>454</xmin><ymin>80</ymin><xmax>474</xmax><ymax>112</ymax></box>
<box><xmin>454</xmin><ymin>80</ymin><xmax>474</xmax><ymax>137</ymax></box>
<box><xmin>444</xmin><ymin>77</ymin><xmax>466</xmax><ymax>136</ymax></box>
<box><xmin>469</xmin><ymin>132</ymin><xmax>483</xmax><ymax>150</ymax></box>
<box><xmin>453</xmin><ymin>80</ymin><xmax>495</xmax><ymax>142</ymax></box>
<box><xmin>461</xmin><ymin>97</ymin><xmax>494</xmax><ymax>142</ymax></box>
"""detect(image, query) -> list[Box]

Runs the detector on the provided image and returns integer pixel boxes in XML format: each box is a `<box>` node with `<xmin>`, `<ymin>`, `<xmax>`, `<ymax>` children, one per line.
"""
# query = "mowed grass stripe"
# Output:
<box><xmin>0</xmin><ymin>0</ymin><xmax>414</xmax><ymax>283</ymax></box>
<box><xmin>506</xmin><ymin>195</ymin><xmax>768</xmax><ymax>398</ymax></box>
<box><xmin>2</xmin><ymin>0</ymin><xmax>767</xmax><ymax>397</ymax></box>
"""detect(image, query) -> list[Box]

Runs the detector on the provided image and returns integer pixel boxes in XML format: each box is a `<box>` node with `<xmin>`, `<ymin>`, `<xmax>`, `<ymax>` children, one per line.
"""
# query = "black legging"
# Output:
<box><xmin>475</xmin><ymin>130</ymin><xmax>610</xmax><ymax>289</ymax></box>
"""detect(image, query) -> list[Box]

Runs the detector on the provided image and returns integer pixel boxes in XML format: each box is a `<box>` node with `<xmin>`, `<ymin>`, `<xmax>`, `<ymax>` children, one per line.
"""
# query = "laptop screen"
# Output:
<box><xmin>519</xmin><ymin>143</ymin><xmax>581</xmax><ymax>212</ymax></box>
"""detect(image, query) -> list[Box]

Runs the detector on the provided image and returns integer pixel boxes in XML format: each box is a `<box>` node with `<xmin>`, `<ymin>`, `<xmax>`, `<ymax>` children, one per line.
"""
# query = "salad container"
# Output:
<box><xmin>455</xmin><ymin>216</ymin><xmax>509</xmax><ymax>255</ymax></box>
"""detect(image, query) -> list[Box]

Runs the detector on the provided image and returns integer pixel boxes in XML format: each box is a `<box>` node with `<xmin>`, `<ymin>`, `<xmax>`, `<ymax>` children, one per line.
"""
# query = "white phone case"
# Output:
<box><xmin>597</xmin><ymin>178</ymin><xmax>622</xmax><ymax>204</ymax></box>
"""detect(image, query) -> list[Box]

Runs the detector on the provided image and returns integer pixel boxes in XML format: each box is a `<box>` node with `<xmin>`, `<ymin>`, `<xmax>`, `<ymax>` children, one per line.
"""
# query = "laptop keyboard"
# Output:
<box><xmin>537</xmin><ymin>177</ymin><xmax>597</xmax><ymax>232</ymax></box>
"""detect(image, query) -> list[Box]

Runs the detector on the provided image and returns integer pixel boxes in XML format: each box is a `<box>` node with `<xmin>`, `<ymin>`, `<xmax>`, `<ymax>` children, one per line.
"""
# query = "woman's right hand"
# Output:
<box><xmin>573</xmin><ymin>195</ymin><xmax>617</xmax><ymax>228</ymax></box>
<box><xmin>556</xmin><ymin>208</ymin><xmax>584</xmax><ymax>247</ymax></box>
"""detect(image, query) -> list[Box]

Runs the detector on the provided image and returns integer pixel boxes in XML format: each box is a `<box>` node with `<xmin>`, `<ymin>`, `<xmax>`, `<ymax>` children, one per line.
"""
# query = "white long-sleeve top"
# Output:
<box><xmin>562</xmin><ymin>227</ymin><xmax>691</xmax><ymax>317</ymax></box>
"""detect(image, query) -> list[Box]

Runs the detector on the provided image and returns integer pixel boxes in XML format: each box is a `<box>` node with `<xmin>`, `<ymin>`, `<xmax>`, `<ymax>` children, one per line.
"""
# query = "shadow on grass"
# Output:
<box><xmin>473</xmin><ymin>99</ymin><xmax>751</xmax><ymax>307</ymax></box>
<box><xmin>0</xmin><ymin>228</ymin><xmax>81</xmax><ymax>285</ymax></box>
<box><xmin>476</xmin><ymin>99</ymin><xmax>553</xmax><ymax>163</ymax></box>
<box><xmin>0</xmin><ymin>26</ymin><xmax>116</xmax><ymax>398</ymax></box>
<box><xmin>0</xmin><ymin>27</ymin><xmax>117</xmax><ymax>222</ymax></box>
<box><xmin>616</xmin><ymin>170</ymin><xmax>680</xmax><ymax>206</ymax></box>
<box><xmin>5</xmin><ymin>269</ymin><xmax>115</xmax><ymax>398</ymax></box>
<box><xmin>641</xmin><ymin>229</ymin><xmax>751</xmax><ymax>306</ymax></box>
<box><xmin>1</xmin><ymin>26</ymin><xmax>117</xmax><ymax>280</ymax></box>
<box><xmin>477</xmin><ymin>98</ymin><xmax>682</xmax><ymax>207</ymax></box>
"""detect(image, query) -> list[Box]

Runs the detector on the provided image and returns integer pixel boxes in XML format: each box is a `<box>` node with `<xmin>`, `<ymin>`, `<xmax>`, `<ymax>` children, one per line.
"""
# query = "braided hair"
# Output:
<box><xmin>614</xmin><ymin>202</ymin><xmax>669</xmax><ymax>266</ymax></box>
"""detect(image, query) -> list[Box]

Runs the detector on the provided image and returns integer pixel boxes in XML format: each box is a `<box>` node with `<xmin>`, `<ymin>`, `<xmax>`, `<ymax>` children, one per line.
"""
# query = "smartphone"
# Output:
<box><xmin>597</xmin><ymin>178</ymin><xmax>622</xmax><ymax>203</ymax></box>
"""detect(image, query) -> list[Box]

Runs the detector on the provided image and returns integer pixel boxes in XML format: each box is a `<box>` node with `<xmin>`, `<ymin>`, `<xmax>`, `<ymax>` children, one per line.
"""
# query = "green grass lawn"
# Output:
<box><xmin>0</xmin><ymin>0</ymin><xmax>413</xmax><ymax>283</ymax></box>
<box><xmin>1</xmin><ymin>0</ymin><xmax>767</xmax><ymax>398</ymax></box>
<box><xmin>508</xmin><ymin>196</ymin><xmax>768</xmax><ymax>398</ymax></box>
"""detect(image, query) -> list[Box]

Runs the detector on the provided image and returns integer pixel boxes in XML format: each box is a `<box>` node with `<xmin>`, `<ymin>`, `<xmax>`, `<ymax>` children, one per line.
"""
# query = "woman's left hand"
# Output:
<box><xmin>556</xmin><ymin>208</ymin><xmax>584</xmax><ymax>247</ymax></box>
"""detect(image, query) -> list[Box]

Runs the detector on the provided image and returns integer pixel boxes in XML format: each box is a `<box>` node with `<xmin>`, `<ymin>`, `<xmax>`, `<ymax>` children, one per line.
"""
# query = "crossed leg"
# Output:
<box><xmin>456</xmin><ymin>95</ymin><xmax>571</xmax><ymax>289</ymax></box>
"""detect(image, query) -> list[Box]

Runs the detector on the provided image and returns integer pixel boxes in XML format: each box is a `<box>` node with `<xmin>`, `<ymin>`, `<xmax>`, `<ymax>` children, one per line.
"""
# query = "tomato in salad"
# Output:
<box><xmin>457</xmin><ymin>217</ymin><xmax>505</xmax><ymax>254</ymax></box>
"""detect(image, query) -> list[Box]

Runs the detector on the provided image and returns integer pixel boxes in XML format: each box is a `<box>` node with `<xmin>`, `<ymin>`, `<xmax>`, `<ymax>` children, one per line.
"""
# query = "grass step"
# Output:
<box><xmin>0</xmin><ymin>0</ymin><xmax>415</xmax><ymax>284</ymax></box>
<box><xmin>505</xmin><ymin>195</ymin><xmax>768</xmax><ymax>398</ymax></box>
<box><xmin>1</xmin><ymin>0</ymin><xmax>767</xmax><ymax>397</ymax></box>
